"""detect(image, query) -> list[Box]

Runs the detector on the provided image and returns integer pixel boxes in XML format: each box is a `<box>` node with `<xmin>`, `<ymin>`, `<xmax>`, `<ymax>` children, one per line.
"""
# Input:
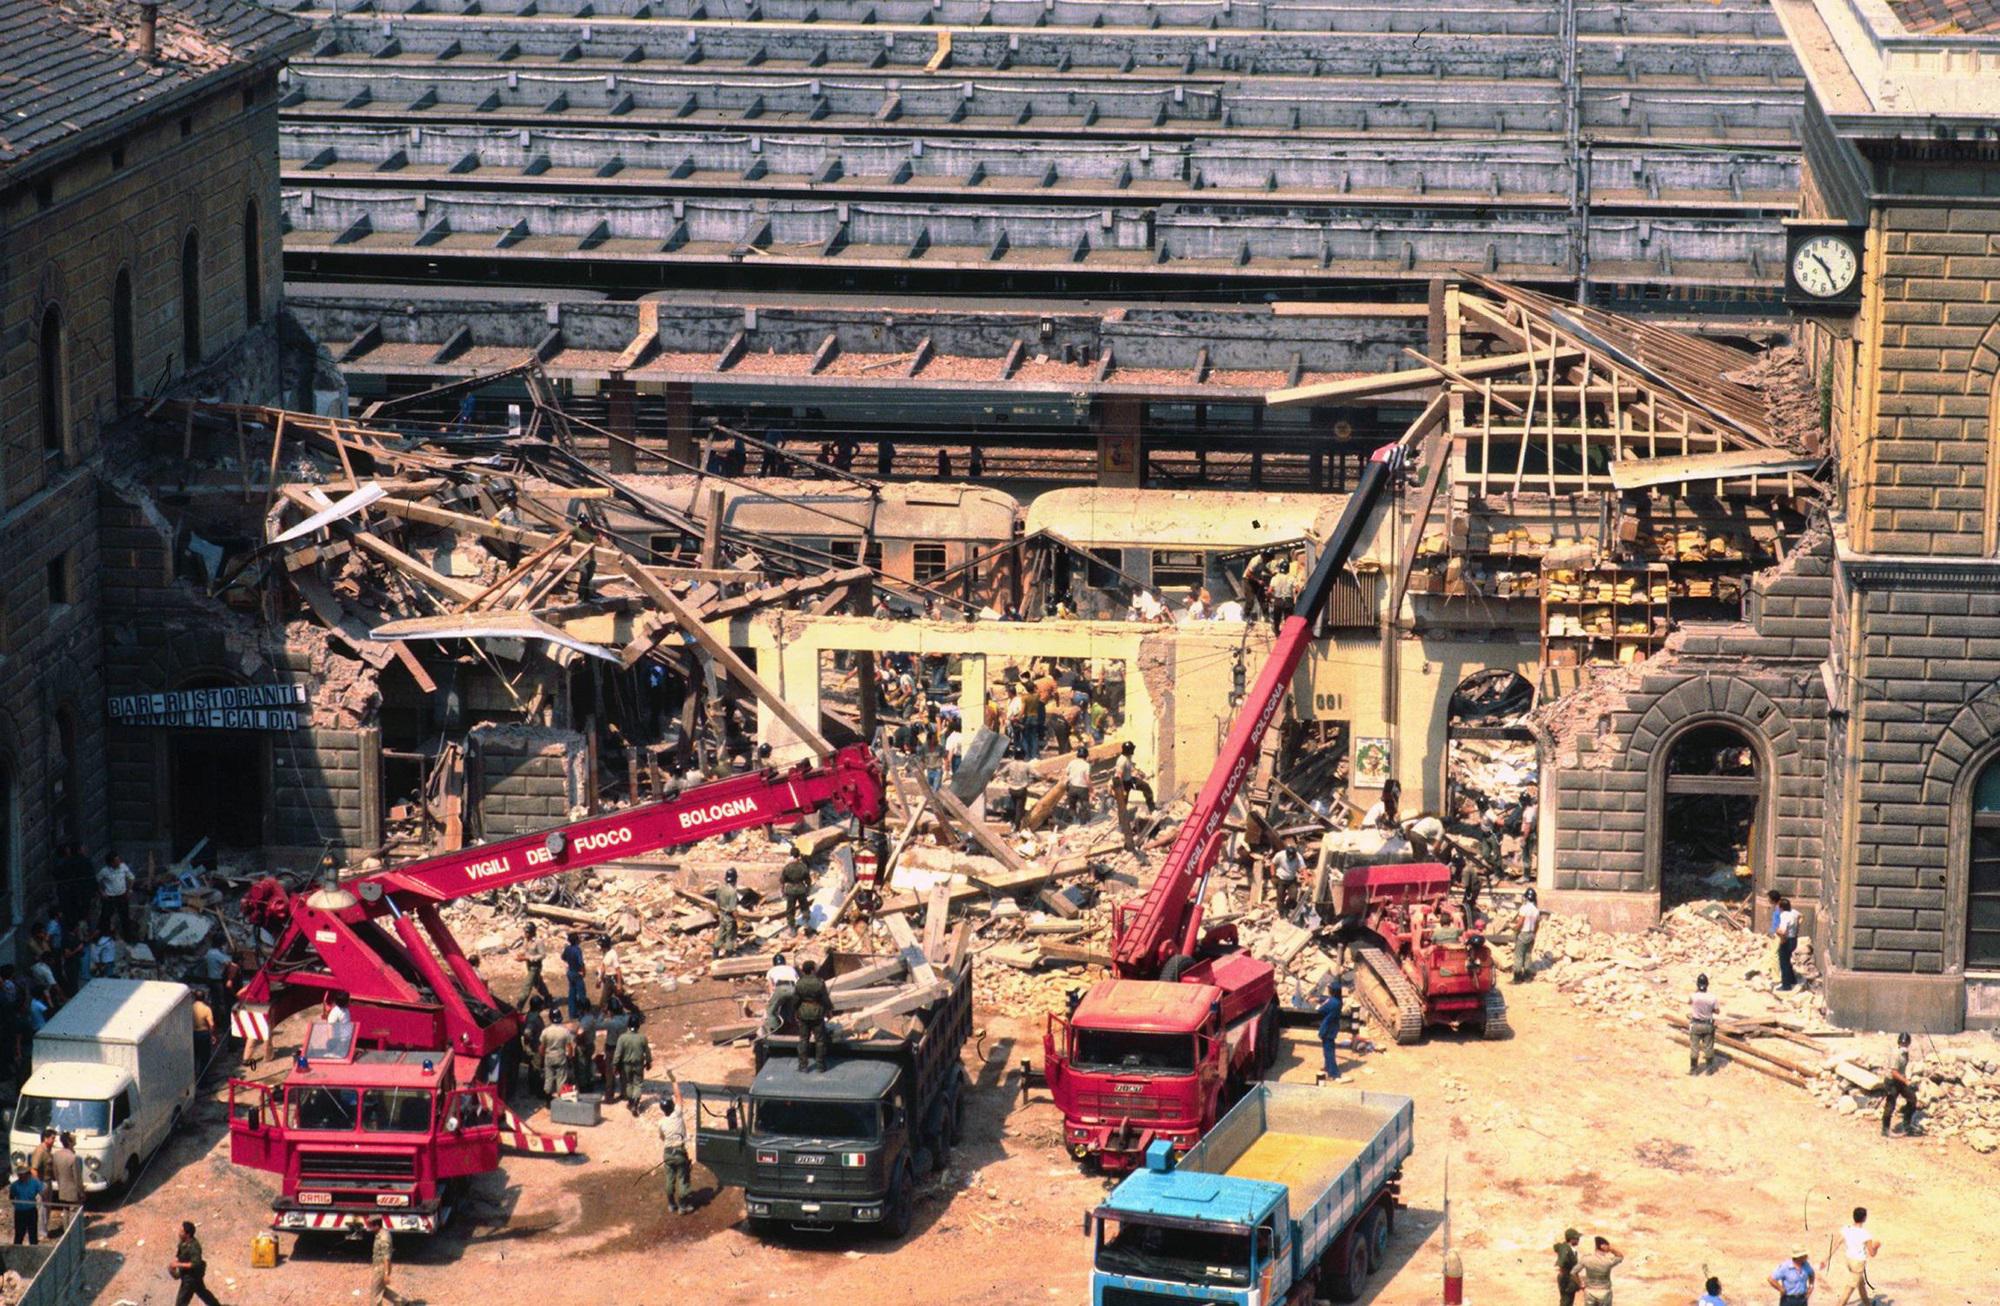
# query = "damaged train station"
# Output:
<box><xmin>6</xmin><ymin>0</ymin><xmax>2000</xmax><ymax>1299</ymax></box>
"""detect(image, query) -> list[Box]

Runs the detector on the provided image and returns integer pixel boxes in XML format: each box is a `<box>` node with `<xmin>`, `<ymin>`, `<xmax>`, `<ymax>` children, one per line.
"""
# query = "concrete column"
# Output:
<box><xmin>958</xmin><ymin>655</ymin><xmax>987</xmax><ymax>733</ymax></box>
<box><xmin>1093</xmin><ymin>397</ymin><xmax>1144</xmax><ymax>488</ymax></box>
<box><xmin>605</xmin><ymin>372</ymin><xmax>637</xmax><ymax>474</ymax></box>
<box><xmin>664</xmin><ymin>380</ymin><xmax>695</xmax><ymax>466</ymax></box>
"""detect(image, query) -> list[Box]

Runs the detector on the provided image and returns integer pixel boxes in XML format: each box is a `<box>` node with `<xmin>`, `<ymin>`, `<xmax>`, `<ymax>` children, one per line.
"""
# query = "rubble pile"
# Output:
<box><xmin>1809</xmin><ymin>1046</ymin><xmax>2000</xmax><ymax>1153</ymax></box>
<box><xmin>1534</xmin><ymin>901</ymin><xmax>1811</xmax><ymax>1025</ymax></box>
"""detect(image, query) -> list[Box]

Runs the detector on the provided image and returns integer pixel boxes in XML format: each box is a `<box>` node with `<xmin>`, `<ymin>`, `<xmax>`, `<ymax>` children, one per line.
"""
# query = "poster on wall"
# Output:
<box><xmin>1353</xmin><ymin>737</ymin><xmax>1392</xmax><ymax>789</ymax></box>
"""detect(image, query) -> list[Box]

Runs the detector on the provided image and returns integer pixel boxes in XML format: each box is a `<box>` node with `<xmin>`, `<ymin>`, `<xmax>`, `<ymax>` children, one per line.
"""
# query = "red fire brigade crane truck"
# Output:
<box><xmin>1042</xmin><ymin>444</ymin><xmax>1401</xmax><ymax>1172</ymax></box>
<box><xmin>227</xmin><ymin>745</ymin><xmax>886</xmax><ymax>1234</ymax></box>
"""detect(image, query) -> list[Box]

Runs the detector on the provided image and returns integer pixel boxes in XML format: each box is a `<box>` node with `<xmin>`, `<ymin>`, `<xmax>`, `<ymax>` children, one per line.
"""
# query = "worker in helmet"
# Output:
<box><xmin>1064</xmin><ymin>746</ymin><xmax>1094</xmax><ymax>826</ymax></box>
<box><xmin>713</xmin><ymin>870</ymin><xmax>741</xmax><ymax>957</ymax></box>
<box><xmin>1508</xmin><ymin>888</ymin><xmax>1542</xmax><ymax>983</ymax></box>
<box><xmin>1688</xmin><ymin>973</ymin><xmax>1720</xmax><ymax>1075</ymax></box>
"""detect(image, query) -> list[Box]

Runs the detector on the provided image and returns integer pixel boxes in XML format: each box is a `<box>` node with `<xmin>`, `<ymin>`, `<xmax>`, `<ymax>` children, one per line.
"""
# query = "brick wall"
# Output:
<box><xmin>1860</xmin><ymin>203</ymin><xmax>2000</xmax><ymax>557</ymax></box>
<box><xmin>469</xmin><ymin>725</ymin><xmax>588</xmax><ymax>837</ymax></box>
<box><xmin>1545</xmin><ymin>530</ymin><xmax>1834</xmax><ymax>912</ymax></box>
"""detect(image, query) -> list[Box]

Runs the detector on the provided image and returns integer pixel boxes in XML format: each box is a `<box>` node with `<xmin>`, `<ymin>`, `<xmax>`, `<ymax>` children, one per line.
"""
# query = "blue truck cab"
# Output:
<box><xmin>1087</xmin><ymin>1082</ymin><xmax>1414</xmax><ymax>1306</ymax></box>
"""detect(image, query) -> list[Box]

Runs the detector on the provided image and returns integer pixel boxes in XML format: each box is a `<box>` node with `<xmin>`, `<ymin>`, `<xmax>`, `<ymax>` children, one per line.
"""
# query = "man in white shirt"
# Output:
<box><xmin>1270</xmin><ymin>842</ymin><xmax>1305</xmax><ymax>916</ymax></box>
<box><xmin>1825</xmin><ymin>1207</ymin><xmax>1879</xmax><ymax>1306</ymax></box>
<box><xmin>763</xmin><ymin>951</ymin><xmax>799</xmax><ymax>1034</ymax></box>
<box><xmin>325</xmin><ymin>995</ymin><xmax>352</xmax><ymax>1026</ymax></box>
<box><xmin>1775</xmin><ymin>897</ymin><xmax>1802</xmax><ymax>991</ymax></box>
<box><xmin>1509</xmin><ymin>888</ymin><xmax>1542</xmax><ymax>983</ymax></box>
<box><xmin>1064</xmin><ymin>747</ymin><xmax>1094</xmax><ymax>826</ymax></box>
<box><xmin>95</xmin><ymin>854</ymin><xmax>134</xmax><ymax>942</ymax></box>
<box><xmin>1688</xmin><ymin>973</ymin><xmax>1721</xmax><ymax>1075</ymax></box>
<box><xmin>657</xmin><ymin>1091</ymin><xmax>692</xmax><ymax>1214</ymax></box>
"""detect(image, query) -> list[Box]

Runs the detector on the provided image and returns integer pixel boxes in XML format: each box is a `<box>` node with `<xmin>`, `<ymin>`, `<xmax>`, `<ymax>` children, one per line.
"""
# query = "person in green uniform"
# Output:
<box><xmin>780</xmin><ymin>857</ymin><xmax>814</xmax><ymax>934</ymax></box>
<box><xmin>367</xmin><ymin>1215</ymin><xmax>395</xmax><ymax>1306</ymax></box>
<box><xmin>1554</xmin><ymin>1227</ymin><xmax>1581</xmax><ymax>1306</ymax></box>
<box><xmin>539</xmin><ymin>1017</ymin><xmax>575</xmax><ymax>1101</ymax></box>
<box><xmin>791</xmin><ymin>960</ymin><xmax>834</xmax><ymax>1072</ymax></box>
<box><xmin>713</xmin><ymin>869</ymin><xmax>741</xmax><ymax>957</ymax></box>
<box><xmin>173</xmin><ymin>1221</ymin><xmax>222</xmax><ymax>1306</ymax></box>
<box><xmin>613</xmin><ymin>1015</ymin><xmax>653</xmax><ymax>1111</ymax></box>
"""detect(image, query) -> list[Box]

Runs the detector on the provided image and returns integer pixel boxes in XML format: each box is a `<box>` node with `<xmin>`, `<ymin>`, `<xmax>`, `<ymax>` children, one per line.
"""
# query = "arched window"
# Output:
<box><xmin>1971</xmin><ymin>759</ymin><xmax>2000</xmax><ymax>969</ymax></box>
<box><xmin>180</xmin><ymin>230</ymin><xmax>202</xmax><ymax>367</ymax></box>
<box><xmin>112</xmin><ymin>269</ymin><xmax>135</xmax><ymax>408</ymax></box>
<box><xmin>243</xmin><ymin>200</ymin><xmax>261</xmax><ymax>327</ymax></box>
<box><xmin>38</xmin><ymin>305</ymin><xmax>65</xmax><ymax>454</ymax></box>
<box><xmin>1658</xmin><ymin>721</ymin><xmax>1761</xmax><ymax>907</ymax></box>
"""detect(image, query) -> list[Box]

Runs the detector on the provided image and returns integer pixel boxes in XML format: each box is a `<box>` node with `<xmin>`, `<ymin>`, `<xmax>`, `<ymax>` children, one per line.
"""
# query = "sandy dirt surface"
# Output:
<box><xmin>87</xmin><ymin>954</ymin><xmax>1998</xmax><ymax>1306</ymax></box>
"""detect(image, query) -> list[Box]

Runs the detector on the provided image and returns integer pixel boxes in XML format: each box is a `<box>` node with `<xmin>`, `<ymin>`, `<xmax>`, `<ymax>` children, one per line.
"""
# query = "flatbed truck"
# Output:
<box><xmin>1088</xmin><ymin>1081</ymin><xmax>1414</xmax><ymax>1305</ymax></box>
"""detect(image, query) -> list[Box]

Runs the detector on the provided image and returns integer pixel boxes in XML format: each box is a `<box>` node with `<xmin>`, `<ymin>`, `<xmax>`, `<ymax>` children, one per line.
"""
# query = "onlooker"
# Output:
<box><xmin>1825</xmin><ymin>1207</ymin><xmax>1878</xmax><ymax>1306</ymax></box>
<box><xmin>191</xmin><ymin>992</ymin><xmax>215</xmax><ymax>1067</ymax></box>
<box><xmin>95</xmin><ymin>851</ymin><xmax>134</xmax><ymax>942</ymax></box>
<box><xmin>48</xmin><ymin>1134</ymin><xmax>80</xmax><ymax>1235</ymax></box>
<box><xmin>1769</xmin><ymin>1247</ymin><xmax>1815</xmax><ymax>1306</ymax></box>
<box><xmin>26</xmin><ymin>1130</ymin><xmax>53</xmax><ymax>1240</ymax></box>
<box><xmin>1698</xmin><ymin>1275</ymin><xmax>1728</xmax><ymax>1306</ymax></box>
<box><xmin>1316</xmin><ymin>978</ymin><xmax>1342</xmax><ymax>1080</ymax></box>
<box><xmin>7</xmin><ymin>1164</ymin><xmax>41</xmax><ymax>1245</ymax></box>
<box><xmin>1577</xmin><ymin>1235</ymin><xmax>1622</xmax><ymax>1306</ymax></box>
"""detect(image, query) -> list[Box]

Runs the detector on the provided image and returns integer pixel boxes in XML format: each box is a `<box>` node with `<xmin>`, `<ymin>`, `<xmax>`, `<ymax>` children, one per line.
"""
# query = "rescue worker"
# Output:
<box><xmin>1509</xmin><ymin>888</ymin><xmax>1542</xmax><ymax>983</ymax></box>
<box><xmin>599</xmin><ymin>936</ymin><xmax>628</xmax><ymax>1015</ymax></box>
<box><xmin>367</xmin><ymin>1214</ymin><xmax>395</xmax><ymax>1306</ymax></box>
<box><xmin>658</xmin><ymin>1089</ymin><xmax>693</xmax><ymax>1215</ymax></box>
<box><xmin>561</xmin><ymin>931</ymin><xmax>587</xmax><ymax>1018</ymax></box>
<box><xmin>572</xmin><ymin>1003</ymin><xmax>600</xmax><ymax>1095</ymax></box>
<box><xmin>780</xmin><ymin>855</ymin><xmax>813</xmax><ymax>934</ymax></box>
<box><xmin>1001</xmin><ymin>747</ymin><xmax>1035</xmax><ymax>832</ymax></box>
<box><xmin>1064</xmin><ymin>745</ymin><xmax>1094</xmax><ymax>826</ymax></box>
<box><xmin>1271</xmin><ymin>840</ymin><xmax>1305</xmax><ymax>917</ymax></box>
<box><xmin>765</xmin><ymin>952</ymin><xmax>799</xmax><ymax>1034</ymax></box>
<box><xmin>1317</xmin><ymin>978</ymin><xmax>1343</xmax><ymax>1080</ymax></box>
<box><xmin>612</xmin><ymin>1014</ymin><xmax>653</xmax><ymax>1112</ymax></box>
<box><xmin>539</xmin><ymin>1016</ymin><xmax>576</xmax><ymax>1100</ymax></box>
<box><xmin>1110</xmin><ymin>741</ymin><xmax>1155</xmax><ymax>852</ymax></box>
<box><xmin>713</xmin><ymin>869</ymin><xmax>741</xmax><ymax>957</ymax></box>
<box><xmin>1554</xmin><ymin>1227</ymin><xmax>1582</xmax><ymax>1306</ymax></box>
<box><xmin>792</xmin><ymin>959</ymin><xmax>834</xmax><ymax>1072</ymax></box>
<box><xmin>1689</xmin><ymin>973</ymin><xmax>1720</xmax><ymax>1075</ymax></box>
<box><xmin>1880</xmin><ymin>1033</ymin><xmax>1918</xmax><ymax>1136</ymax></box>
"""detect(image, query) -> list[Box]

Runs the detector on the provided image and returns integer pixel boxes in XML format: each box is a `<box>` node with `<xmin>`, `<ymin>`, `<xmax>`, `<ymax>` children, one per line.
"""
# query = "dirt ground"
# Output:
<box><xmin>87</xmin><ymin>950</ymin><xmax>1999</xmax><ymax>1306</ymax></box>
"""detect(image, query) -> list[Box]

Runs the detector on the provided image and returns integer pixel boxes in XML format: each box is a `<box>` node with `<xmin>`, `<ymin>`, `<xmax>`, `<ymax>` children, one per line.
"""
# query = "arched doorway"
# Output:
<box><xmin>1969</xmin><ymin>757</ymin><xmax>2000</xmax><ymax>970</ymax></box>
<box><xmin>1658</xmin><ymin>722</ymin><xmax>1761</xmax><ymax>907</ymax></box>
<box><xmin>167</xmin><ymin>676</ymin><xmax>266</xmax><ymax>857</ymax></box>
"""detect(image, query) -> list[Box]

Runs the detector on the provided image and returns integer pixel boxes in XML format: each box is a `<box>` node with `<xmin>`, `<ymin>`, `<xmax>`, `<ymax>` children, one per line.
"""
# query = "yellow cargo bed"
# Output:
<box><xmin>1223</xmin><ymin>1131</ymin><xmax>1367</xmax><ymax>1196</ymax></box>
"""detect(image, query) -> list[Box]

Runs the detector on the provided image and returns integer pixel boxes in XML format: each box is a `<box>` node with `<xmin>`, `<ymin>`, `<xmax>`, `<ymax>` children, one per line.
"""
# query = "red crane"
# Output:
<box><xmin>1044</xmin><ymin>443</ymin><xmax>1403</xmax><ymax>1170</ymax></box>
<box><xmin>228</xmin><ymin>744</ymin><xmax>886</xmax><ymax>1234</ymax></box>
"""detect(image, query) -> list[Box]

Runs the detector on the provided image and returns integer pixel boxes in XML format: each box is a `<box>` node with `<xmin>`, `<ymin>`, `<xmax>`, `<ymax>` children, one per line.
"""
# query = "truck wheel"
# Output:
<box><xmin>1258</xmin><ymin>1000</ymin><xmax>1281</xmax><ymax>1071</ymax></box>
<box><xmin>1159</xmin><ymin>954</ymin><xmax>1196</xmax><ymax>983</ymax></box>
<box><xmin>883</xmin><ymin>1163</ymin><xmax>915</xmax><ymax>1240</ymax></box>
<box><xmin>948</xmin><ymin>1090</ymin><xmax>966</xmax><ymax>1146</ymax></box>
<box><xmin>1330</xmin><ymin>1234</ymin><xmax>1370</xmax><ymax>1302</ymax></box>
<box><xmin>1362</xmin><ymin>1207</ymin><xmax>1390</xmax><ymax>1271</ymax></box>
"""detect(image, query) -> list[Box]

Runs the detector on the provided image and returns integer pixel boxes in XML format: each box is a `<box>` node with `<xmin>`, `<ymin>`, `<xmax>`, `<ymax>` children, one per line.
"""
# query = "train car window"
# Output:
<box><xmin>912</xmin><ymin>543</ymin><xmax>948</xmax><ymax>583</ymax></box>
<box><xmin>829</xmin><ymin>540</ymin><xmax>885</xmax><ymax>572</ymax></box>
<box><xmin>1086</xmin><ymin>550</ymin><xmax>1119</xmax><ymax>589</ymax></box>
<box><xmin>1150</xmin><ymin>550</ymin><xmax>1206</xmax><ymax>591</ymax></box>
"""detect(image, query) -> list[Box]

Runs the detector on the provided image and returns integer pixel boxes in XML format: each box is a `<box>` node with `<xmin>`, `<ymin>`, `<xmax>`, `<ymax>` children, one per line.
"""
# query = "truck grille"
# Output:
<box><xmin>1102</xmin><ymin>1287</ymin><xmax>1227</xmax><ymax>1306</ymax></box>
<box><xmin>1075</xmin><ymin>1091</ymin><xmax>1175</xmax><ymax>1121</ymax></box>
<box><xmin>299</xmin><ymin>1152</ymin><xmax>417</xmax><ymax>1181</ymax></box>
<box><xmin>755</xmin><ymin>1161</ymin><xmax>874</xmax><ymax>1196</ymax></box>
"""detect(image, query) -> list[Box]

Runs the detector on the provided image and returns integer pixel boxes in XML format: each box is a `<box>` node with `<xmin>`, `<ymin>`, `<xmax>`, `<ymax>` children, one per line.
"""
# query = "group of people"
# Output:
<box><xmin>1553</xmin><ymin>1208</ymin><xmax>1886</xmax><ymax>1306</ymax></box>
<box><xmin>7</xmin><ymin>1127</ymin><xmax>83</xmax><ymax>1246</ymax></box>
<box><xmin>522</xmin><ymin>998</ymin><xmax>653</xmax><ymax>1109</ymax></box>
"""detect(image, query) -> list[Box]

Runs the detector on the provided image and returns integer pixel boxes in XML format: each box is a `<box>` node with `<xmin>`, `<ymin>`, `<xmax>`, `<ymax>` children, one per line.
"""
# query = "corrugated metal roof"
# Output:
<box><xmin>0</xmin><ymin>0</ymin><xmax>307</xmax><ymax>178</ymax></box>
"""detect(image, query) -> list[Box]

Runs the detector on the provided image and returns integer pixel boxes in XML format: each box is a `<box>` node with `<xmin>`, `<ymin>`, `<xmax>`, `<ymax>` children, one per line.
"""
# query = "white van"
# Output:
<box><xmin>10</xmin><ymin>979</ymin><xmax>198</xmax><ymax>1193</ymax></box>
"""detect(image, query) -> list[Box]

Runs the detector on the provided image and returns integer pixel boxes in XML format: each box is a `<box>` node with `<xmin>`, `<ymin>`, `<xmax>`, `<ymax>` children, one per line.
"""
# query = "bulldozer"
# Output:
<box><xmin>1327</xmin><ymin>860</ymin><xmax>1508</xmax><ymax>1044</ymax></box>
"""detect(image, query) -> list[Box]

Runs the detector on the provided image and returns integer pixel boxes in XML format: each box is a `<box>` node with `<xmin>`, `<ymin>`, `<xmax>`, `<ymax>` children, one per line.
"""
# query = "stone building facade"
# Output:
<box><xmin>1542</xmin><ymin>0</ymin><xmax>2000</xmax><ymax>1031</ymax></box>
<box><xmin>0</xmin><ymin>0</ymin><xmax>307</xmax><ymax>922</ymax></box>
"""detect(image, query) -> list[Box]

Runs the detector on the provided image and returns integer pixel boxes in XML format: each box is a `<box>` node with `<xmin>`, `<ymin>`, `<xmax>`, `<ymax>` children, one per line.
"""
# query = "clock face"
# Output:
<box><xmin>1791</xmin><ymin>234</ymin><xmax>1859</xmax><ymax>298</ymax></box>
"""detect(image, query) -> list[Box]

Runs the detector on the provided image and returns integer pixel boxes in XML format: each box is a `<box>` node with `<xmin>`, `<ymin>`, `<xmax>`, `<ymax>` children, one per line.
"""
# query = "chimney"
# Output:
<box><xmin>138</xmin><ymin>1</ymin><xmax>159</xmax><ymax>61</ymax></box>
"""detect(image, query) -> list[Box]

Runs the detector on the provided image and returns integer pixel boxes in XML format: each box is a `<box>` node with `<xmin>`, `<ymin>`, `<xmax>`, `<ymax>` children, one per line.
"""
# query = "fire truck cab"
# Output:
<box><xmin>229</xmin><ymin>1022</ymin><xmax>499</xmax><ymax>1233</ymax></box>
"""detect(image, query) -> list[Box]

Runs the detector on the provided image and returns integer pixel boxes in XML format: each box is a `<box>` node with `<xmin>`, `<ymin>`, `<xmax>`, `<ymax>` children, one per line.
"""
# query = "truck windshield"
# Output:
<box><xmin>1096</xmin><ymin>1216</ymin><xmax>1252</xmax><ymax>1286</ymax></box>
<box><xmin>287</xmin><ymin>1087</ymin><xmax>360</xmax><ymax>1131</ymax></box>
<box><xmin>1071</xmin><ymin>1028</ymin><xmax>1197</xmax><ymax>1074</ymax></box>
<box><xmin>14</xmin><ymin>1096</ymin><xmax>110</xmax><ymax>1138</ymax></box>
<box><xmin>753</xmin><ymin>1098</ymin><xmax>880</xmax><ymax>1141</ymax></box>
<box><xmin>361</xmin><ymin>1089</ymin><xmax>433</xmax><ymax>1133</ymax></box>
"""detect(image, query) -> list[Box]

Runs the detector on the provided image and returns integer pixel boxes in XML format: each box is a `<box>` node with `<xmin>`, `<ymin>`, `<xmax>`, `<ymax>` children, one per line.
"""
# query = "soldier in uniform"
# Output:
<box><xmin>613</xmin><ymin>1015</ymin><xmax>653</xmax><ymax>1112</ymax></box>
<box><xmin>791</xmin><ymin>960</ymin><xmax>834</xmax><ymax>1073</ymax></box>
<box><xmin>1554</xmin><ymin>1227</ymin><xmax>1582</xmax><ymax>1306</ymax></box>
<box><xmin>516</xmin><ymin>923</ymin><xmax>552</xmax><ymax>1007</ymax></box>
<box><xmin>658</xmin><ymin>1090</ymin><xmax>693</xmax><ymax>1215</ymax></box>
<box><xmin>714</xmin><ymin>869</ymin><xmax>741</xmax><ymax>957</ymax></box>
<box><xmin>367</xmin><ymin>1215</ymin><xmax>395</xmax><ymax>1306</ymax></box>
<box><xmin>173</xmin><ymin>1221</ymin><xmax>222</xmax><ymax>1306</ymax></box>
<box><xmin>1688</xmin><ymin>974</ymin><xmax>1721</xmax><ymax>1075</ymax></box>
<box><xmin>780</xmin><ymin>856</ymin><xmax>814</xmax><ymax>934</ymax></box>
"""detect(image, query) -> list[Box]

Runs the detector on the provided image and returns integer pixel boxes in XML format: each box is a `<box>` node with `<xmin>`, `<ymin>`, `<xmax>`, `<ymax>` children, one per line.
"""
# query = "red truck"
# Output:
<box><xmin>227</xmin><ymin>745</ymin><xmax>886</xmax><ymax>1234</ymax></box>
<box><xmin>1043</xmin><ymin>444</ymin><xmax>1401</xmax><ymax>1171</ymax></box>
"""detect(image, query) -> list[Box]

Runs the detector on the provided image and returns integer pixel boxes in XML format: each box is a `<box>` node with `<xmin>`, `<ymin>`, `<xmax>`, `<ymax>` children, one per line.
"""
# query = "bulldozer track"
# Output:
<box><xmin>1481</xmin><ymin>986</ymin><xmax>1511</xmax><ymax>1039</ymax></box>
<box><xmin>1353</xmin><ymin>944</ymin><xmax>1425</xmax><ymax>1045</ymax></box>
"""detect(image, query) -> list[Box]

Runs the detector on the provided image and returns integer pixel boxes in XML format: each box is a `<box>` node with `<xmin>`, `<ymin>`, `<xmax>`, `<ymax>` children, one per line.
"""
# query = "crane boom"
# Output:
<box><xmin>1111</xmin><ymin>445</ymin><xmax>1401</xmax><ymax>977</ymax></box>
<box><xmin>237</xmin><ymin>744</ymin><xmax>886</xmax><ymax>1057</ymax></box>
